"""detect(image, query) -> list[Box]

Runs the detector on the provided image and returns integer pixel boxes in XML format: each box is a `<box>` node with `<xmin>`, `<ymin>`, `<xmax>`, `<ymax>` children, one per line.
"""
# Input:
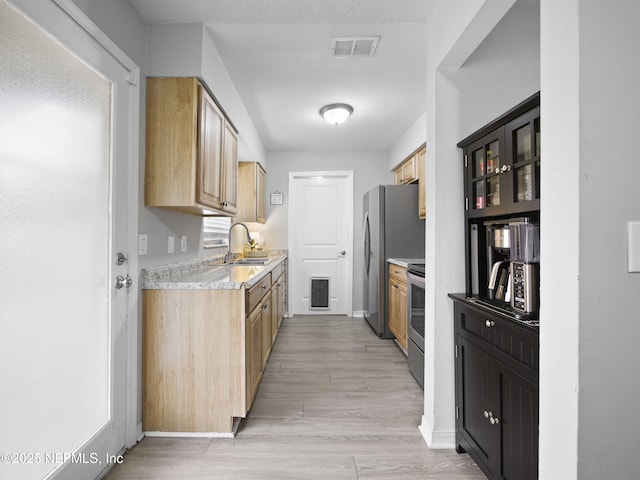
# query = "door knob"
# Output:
<box><xmin>339</xmin><ymin>250</ymin><xmax>346</xmax><ymax>256</ymax></box>
<box><xmin>115</xmin><ymin>274</ymin><xmax>133</xmax><ymax>289</ymax></box>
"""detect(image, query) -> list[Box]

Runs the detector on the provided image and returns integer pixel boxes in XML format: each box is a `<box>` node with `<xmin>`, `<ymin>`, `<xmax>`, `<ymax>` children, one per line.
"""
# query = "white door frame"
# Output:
<box><xmin>10</xmin><ymin>0</ymin><xmax>141</xmax><ymax>453</ymax></box>
<box><xmin>288</xmin><ymin>171</ymin><xmax>354</xmax><ymax>316</ymax></box>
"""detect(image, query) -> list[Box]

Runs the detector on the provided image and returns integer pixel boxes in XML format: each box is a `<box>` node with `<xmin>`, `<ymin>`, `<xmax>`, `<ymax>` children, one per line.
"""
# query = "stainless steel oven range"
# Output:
<box><xmin>407</xmin><ymin>263</ymin><xmax>425</xmax><ymax>389</ymax></box>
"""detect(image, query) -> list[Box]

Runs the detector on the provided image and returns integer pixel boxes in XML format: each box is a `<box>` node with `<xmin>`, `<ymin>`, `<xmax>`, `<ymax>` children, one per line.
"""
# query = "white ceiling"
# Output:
<box><xmin>128</xmin><ymin>0</ymin><xmax>431</xmax><ymax>152</ymax></box>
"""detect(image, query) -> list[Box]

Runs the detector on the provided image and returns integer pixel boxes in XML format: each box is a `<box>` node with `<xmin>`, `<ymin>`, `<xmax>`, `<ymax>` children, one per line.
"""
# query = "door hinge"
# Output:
<box><xmin>465</xmin><ymin>198</ymin><xmax>469</xmax><ymax>211</ymax></box>
<box><xmin>456</xmin><ymin>406</ymin><xmax>459</xmax><ymax>419</ymax></box>
<box><xmin>455</xmin><ymin>344</ymin><xmax>458</xmax><ymax>357</ymax></box>
<box><xmin>464</xmin><ymin>154</ymin><xmax>468</xmax><ymax>168</ymax></box>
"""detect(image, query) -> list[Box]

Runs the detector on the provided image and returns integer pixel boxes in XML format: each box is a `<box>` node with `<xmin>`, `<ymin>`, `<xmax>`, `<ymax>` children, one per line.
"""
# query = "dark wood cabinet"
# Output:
<box><xmin>461</xmin><ymin>94</ymin><xmax>540</xmax><ymax>219</ymax></box>
<box><xmin>452</xmin><ymin>295</ymin><xmax>539</xmax><ymax>480</ymax></box>
<box><xmin>453</xmin><ymin>92</ymin><xmax>540</xmax><ymax>479</ymax></box>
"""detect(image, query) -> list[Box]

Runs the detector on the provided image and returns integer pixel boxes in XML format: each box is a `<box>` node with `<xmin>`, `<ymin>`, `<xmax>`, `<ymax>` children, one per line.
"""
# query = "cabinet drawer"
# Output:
<box><xmin>456</xmin><ymin>302</ymin><xmax>538</xmax><ymax>375</ymax></box>
<box><xmin>270</xmin><ymin>261</ymin><xmax>285</xmax><ymax>285</ymax></box>
<box><xmin>389</xmin><ymin>264</ymin><xmax>407</xmax><ymax>284</ymax></box>
<box><xmin>247</xmin><ymin>273</ymin><xmax>271</xmax><ymax>313</ymax></box>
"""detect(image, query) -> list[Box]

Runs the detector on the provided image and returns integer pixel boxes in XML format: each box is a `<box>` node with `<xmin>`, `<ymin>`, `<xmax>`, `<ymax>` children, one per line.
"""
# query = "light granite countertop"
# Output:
<box><xmin>142</xmin><ymin>252</ymin><xmax>287</xmax><ymax>290</ymax></box>
<box><xmin>387</xmin><ymin>257</ymin><xmax>425</xmax><ymax>268</ymax></box>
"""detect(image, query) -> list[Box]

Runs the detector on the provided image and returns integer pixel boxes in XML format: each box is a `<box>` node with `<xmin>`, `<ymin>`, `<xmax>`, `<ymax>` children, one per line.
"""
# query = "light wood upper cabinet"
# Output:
<box><xmin>417</xmin><ymin>146</ymin><xmax>426</xmax><ymax>219</ymax></box>
<box><xmin>222</xmin><ymin>121</ymin><xmax>238</xmax><ymax>213</ymax></box>
<box><xmin>393</xmin><ymin>153</ymin><xmax>418</xmax><ymax>185</ymax></box>
<box><xmin>235</xmin><ymin>162</ymin><xmax>266</xmax><ymax>223</ymax></box>
<box><xmin>145</xmin><ymin>77</ymin><xmax>238</xmax><ymax>216</ymax></box>
<box><xmin>392</xmin><ymin>143</ymin><xmax>426</xmax><ymax>218</ymax></box>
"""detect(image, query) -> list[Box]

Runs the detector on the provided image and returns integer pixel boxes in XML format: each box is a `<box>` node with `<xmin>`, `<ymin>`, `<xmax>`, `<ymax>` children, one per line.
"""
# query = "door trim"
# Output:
<box><xmin>288</xmin><ymin>171</ymin><xmax>354</xmax><ymax>316</ymax></box>
<box><xmin>10</xmin><ymin>0</ymin><xmax>141</xmax><ymax>452</ymax></box>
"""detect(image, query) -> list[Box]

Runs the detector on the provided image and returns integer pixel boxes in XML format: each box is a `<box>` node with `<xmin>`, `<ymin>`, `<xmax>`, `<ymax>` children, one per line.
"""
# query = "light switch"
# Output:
<box><xmin>628</xmin><ymin>222</ymin><xmax>640</xmax><ymax>273</ymax></box>
<box><xmin>181</xmin><ymin>235</ymin><xmax>187</xmax><ymax>252</ymax></box>
<box><xmin>138</xmin><ymin>234</ymin><xmax>148</xmax><ymax>256</ymax></box>
<box><xmin>168</xmin><ymin>235</ymin><xmax>175</xmax><ymax>254</ymax></box>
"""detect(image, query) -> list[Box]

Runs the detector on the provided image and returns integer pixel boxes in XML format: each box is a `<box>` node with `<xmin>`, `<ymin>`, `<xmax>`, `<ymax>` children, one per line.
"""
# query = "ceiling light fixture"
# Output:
<box><xmin>319</xmin><ymin>103</ymin><xmax>353</xmax><ymax>126</ymax></box>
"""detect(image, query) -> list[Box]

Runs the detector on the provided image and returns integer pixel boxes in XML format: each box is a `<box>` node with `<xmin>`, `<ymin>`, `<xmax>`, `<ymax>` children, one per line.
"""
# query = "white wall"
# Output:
<box><xmin>388</xmin><ymin>111</ymin><xmax>427</xmax><ymax>170</ymax></box>
<box><xmin>265</xmin><ymin>151</ymin><xmax>392</xmax><ymax>314</ymax></box>
<box><xmin>421</xmin><ymin>0</ymin><xmax>538</xmax><ymax>448</ymax></box>
<box><xmin>538</xmin><ymin>0</ymin><xmax>580</xmax><ymax>476</ymax></box>
<box><xmin>541</xmin><ymin>1</ymin><xmax>640</xmax><ymax>478</ymax></box>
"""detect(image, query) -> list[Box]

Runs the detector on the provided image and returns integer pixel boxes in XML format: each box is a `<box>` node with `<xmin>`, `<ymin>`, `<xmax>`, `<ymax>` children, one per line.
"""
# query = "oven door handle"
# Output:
<box><xmin>407</xmin><ymin>271</ymin><xmax>426</xmax><ymax>286</ymax></box>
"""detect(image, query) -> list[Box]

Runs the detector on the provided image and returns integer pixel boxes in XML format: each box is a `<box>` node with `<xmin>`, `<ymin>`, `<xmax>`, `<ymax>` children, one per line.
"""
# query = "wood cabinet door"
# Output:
<box><xmin>261</xmin><ymin>291</ymin><xmax>272</xmax><ymax>369</ymax></box>
<box><xmin>246</xmin><ymin>304</ymin><xmax>262</xmax><ymax>409</ymax></box>
<box><xmin>256</xmin><ymin>164</ymin><xmax>266</xmax><ymax>222</ymax></box>
<box><xmin>221</xmin><ymin>121</ymin><xmax>238</xmax><ymax>214</ymax></box>
<box><xmin>403</xmin><ymin>155</ymin><xmax>417</xmax><ymax>183</ymax></box>
<box><xmin>497</xmin><ymin>364</ymin><xmax>539</xmax><ymax>480</ymax></box>
<box><xmin>396</xmin><ymin>282</ymin><xmax>407</xmax><ymax>350</ymax></box>
<box><xmin>465</xmin><ymin>129</ymin><xmax>508</xmax><ymax>218</ymax></box>
<box><xmin>418</xmin><ymin>147</ymin><xmax>426</xmax><ymax>218</ymax></box>
<box><xmin>504</xmin><ymin>107</ymin><xmax>540</xmax><ymax>215</ymax></box>
<box><xmin>388</xmin><ymin>277</ymin><xmax>400</xmax><ymax>338</ymax></box>
<box><xmin>197</xmin><ymin>85</ymin><xmax>224</xmax><ymax>209</ymax></box>
<box><xmin>457</xmin><ymin>336</ymin><xmax>500</xmax><ymax>474</ymax></box>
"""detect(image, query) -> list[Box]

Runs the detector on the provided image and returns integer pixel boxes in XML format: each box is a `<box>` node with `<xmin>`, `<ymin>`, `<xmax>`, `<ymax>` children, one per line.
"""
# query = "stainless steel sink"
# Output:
<box><xmin>231</xmin><ymin>258</ymin><xmax>272</xmax><ymax>265</ymax></box>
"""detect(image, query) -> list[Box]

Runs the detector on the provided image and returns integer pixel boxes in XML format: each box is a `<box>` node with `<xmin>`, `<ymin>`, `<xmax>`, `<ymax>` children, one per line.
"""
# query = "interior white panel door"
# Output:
<box><xmin>289</xmin><ymin>172</ymin><xmax>353</xmax><ymax>315</ymax></box>
<box><xmin>0</xmin><ymin>1</ymin><xmax>138</xmax><ymax>479</ymax></box>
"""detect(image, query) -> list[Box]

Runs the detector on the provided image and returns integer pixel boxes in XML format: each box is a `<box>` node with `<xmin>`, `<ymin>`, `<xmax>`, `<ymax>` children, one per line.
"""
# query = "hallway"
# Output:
<box><xmin>106</xmin><ymin>316</ymin><xmax>484</xmax><ymax>479</ymax></box>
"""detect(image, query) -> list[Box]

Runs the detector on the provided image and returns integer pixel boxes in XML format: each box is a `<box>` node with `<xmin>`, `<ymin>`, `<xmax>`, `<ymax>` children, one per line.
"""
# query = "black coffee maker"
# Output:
<box><xmin>485</xmin><ymin>221</ymin><xmax>512</xmax><ymax>303</ymax></box>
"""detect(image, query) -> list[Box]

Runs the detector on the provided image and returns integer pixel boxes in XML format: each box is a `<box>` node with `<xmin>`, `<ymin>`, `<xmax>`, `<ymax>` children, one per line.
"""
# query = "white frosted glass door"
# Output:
<box><xmin>0</xmin><ymin>1</ymin><xmax>133</xmax><ymax>479</ymax></box>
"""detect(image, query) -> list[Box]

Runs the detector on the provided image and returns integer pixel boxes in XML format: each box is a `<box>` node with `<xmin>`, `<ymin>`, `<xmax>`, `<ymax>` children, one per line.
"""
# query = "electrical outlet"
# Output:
<box><xmin>167</xmin><ymin>236</ymin><xmax>175</xmax><ymax>254</ymax></box>
<box><xmin>138</xmin><ymin>234</ymin><xmax>148</xmax><ymax>256</ymax></box>
<box><xmin>181</xmin><ymin>235</ymin><xmax>187</xmax><ymax>252</ymax></box>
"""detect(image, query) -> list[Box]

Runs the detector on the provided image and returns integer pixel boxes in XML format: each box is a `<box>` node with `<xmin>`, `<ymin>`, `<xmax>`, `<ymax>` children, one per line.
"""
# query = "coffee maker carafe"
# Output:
<box><xmin>486</xmin><ymin>222</ymin><xmax>511</xmax><ymax>303</ymax></box>
<box><xmin>509</xmin><ymin>218</ymin><xmax>540</xmax><ymax>314</ymax></box>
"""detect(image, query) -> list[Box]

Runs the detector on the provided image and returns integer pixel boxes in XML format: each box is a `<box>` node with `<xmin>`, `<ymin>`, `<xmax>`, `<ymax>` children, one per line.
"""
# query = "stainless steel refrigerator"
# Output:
<box><xmin>363</xmin><ymin>184</ymin><xmax>425</xmax><ymax>337</ymax></box>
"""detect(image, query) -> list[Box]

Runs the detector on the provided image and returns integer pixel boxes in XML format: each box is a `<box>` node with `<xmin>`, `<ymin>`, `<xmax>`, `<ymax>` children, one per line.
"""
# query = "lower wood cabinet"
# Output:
<box><xmin>387</xmin><ymin>263</ymin><xmax>408</xmax><ymax>351</ymax></box>
<box><xmin>143</xmin><ymin>259</ymin><xmax>287</xmax><ymax>435</ymax></box>
<box><xmin>451</xmin><ymin>295</ymin><xmax>539</xmax><ymax>480</ymax></box>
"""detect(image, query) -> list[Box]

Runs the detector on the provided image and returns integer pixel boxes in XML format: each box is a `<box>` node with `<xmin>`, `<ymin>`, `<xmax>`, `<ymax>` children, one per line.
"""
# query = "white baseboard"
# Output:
<box><xmin>418</xmin><ymin>417</ymin><xmax>456</xmax><ymax>449</ymax></box>
<box><xmin>351</xmin><ymin>310</ymin><xmax>365</xmax><ymax>318</ymax></box>
<box><xmin>144</xmin><ymin>431</ymin><xmax>235</xmax><ymax>439</ymax></box>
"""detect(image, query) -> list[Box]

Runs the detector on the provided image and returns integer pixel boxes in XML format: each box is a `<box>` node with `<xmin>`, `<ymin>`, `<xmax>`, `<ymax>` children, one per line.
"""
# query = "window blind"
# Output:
<box><xmin>203</xmin><ymin>217</ymin><xmax>231</xmax><ymax>247</ymax></box>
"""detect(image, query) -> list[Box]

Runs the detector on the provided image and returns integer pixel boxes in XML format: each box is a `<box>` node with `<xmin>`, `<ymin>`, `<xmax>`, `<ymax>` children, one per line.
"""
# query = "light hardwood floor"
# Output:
<box><xmin>106</xmin><ymin>316</ymin><xmax>485</xmax><ymax>479</ymax></box>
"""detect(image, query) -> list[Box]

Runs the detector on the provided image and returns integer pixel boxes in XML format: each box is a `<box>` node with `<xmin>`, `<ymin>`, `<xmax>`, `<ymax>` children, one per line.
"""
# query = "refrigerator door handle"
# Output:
<box><xmin>363</xmin><ymin>212</ymin><xmax>371</xmax><ymax>275</ymax></box>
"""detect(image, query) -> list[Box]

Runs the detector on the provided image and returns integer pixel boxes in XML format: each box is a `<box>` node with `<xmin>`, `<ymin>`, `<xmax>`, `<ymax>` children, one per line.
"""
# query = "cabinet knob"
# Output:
<box><xmin>483</xmin><ymin>410</ymin><xmax>489</xmax><ymax>418</ymax></box>
<box><xmin>262</xmin><ymin>285</ymin><xmax>267</xmax><ymax>290</ymax></box>
<box><xmin>490</xmin><ymin>416</ymin><xmax>500</xmax><ymax>425</ymax></box>
<box><xmin>262</xmin><ymin>303</ymin><xmax>268</xmax><ymax>310</ymax></box>
<box><xmin>485</xmin><ymin>320</ymin><xmax>495</xmax><ymax>327</ymax></box>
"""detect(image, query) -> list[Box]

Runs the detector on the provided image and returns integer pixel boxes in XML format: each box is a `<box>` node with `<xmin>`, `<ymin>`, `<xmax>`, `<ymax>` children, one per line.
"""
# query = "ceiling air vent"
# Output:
<box><xmin>330</xmin><ymin>37</ymin><xmax>380</xmax><ymax>57</ymax></box>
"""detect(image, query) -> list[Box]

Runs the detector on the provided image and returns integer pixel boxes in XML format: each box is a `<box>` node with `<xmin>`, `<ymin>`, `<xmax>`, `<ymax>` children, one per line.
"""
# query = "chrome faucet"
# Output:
<box><xmin>225</xmin><ymin>222</ymin><xmax>253</xmax><ymax>263</ymax></box>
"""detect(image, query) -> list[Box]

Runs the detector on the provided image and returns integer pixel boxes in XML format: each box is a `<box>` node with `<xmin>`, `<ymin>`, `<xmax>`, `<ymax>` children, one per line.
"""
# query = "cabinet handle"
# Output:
<box><xmin>485</xmin><ymin>320</ymin><xmax>495</xmax><ymax>327</ymax></box>
<box><xmin>262</xmin><ymin>304</ymin><xmax>268</xmax><ymax>310</ymax></box>
<box><xmin>262</xmin><ymin>285</ymin><xmax>267</xmax><ymax>290</ymax></box>
<box><xmin>483</xmin><ymin>410</ymin><xmax>500</xmax><ymax>424</ymax></box>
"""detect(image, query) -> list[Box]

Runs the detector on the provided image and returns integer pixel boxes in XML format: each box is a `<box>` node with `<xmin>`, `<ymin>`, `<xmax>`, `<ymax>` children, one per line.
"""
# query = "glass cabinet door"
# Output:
<box><xmin>467</xmin><ymin>130</ymin><xmax>507</xmax><ymax>217</ymax></box>
<box><xmin>506</xmin><ymin>107</ymin><xmax>540</xmax><ymax>213</ymax></box>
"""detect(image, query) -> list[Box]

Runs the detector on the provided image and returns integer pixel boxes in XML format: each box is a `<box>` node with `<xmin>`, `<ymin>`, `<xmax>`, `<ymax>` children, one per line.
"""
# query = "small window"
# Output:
<box><xmin>203</xmin><ymin>217</ymin><xmax>230</xmax><ymax>248</ymax></box>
